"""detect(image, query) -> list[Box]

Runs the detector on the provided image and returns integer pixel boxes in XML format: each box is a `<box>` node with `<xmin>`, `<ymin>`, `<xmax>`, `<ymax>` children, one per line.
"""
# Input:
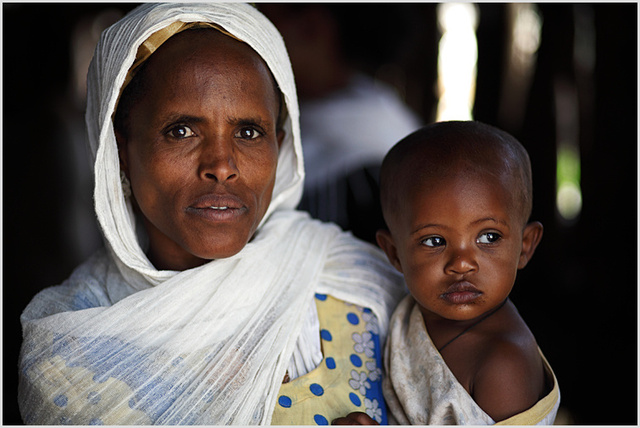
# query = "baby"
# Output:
<box><xmin>374</xmin><ymin>121</ymin><xmax>560</xmax><ymax>425</ymax></box>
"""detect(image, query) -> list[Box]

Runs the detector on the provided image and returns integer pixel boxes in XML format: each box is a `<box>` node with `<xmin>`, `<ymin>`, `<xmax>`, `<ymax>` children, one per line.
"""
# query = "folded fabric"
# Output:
<box><xmin>383</xmin><ymin>295</ymin><xmax>560</xmax><ymax>425</ymax></box>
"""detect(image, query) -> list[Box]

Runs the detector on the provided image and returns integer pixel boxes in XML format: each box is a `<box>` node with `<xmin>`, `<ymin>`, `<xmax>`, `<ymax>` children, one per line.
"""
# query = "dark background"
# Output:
<box><xmin>3</xmin><ymin>3</ymin><xmax>637</xmax><ymax>425</ymax></box>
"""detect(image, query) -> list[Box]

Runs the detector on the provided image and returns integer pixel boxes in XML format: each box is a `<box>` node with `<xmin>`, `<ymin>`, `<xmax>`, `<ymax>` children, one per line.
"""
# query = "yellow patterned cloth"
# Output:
<box><xmin>272</xmin><ymin>294</ymin><xmax>388</xmax><ymax>425</ymax></box>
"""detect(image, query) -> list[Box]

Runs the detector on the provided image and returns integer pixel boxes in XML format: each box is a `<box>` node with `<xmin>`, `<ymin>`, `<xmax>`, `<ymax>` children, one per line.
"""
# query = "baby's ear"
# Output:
<box><xmin>376</xmin><ymin>229</ymin><xmax>403</xmax><ymax>273</ymax></box>
<box><xmin>518</xmin><ymin>221</ymin><xmax>544</xmax><ymax>269</ymax></box>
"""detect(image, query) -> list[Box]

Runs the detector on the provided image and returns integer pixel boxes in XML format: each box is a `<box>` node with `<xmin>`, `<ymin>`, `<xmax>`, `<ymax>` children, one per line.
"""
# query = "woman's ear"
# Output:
<box><xmin>276</xmin><ymin>129</ymin><xmax>285</xmax><ymax>149</ymax></box>
<box><xmin>115</xmin><ymin>129</ymin><xmax>130</xmax><ymax>177</ymax></box>
<box><xmin>376</xmin><ymin>229</ymin><xmax>403</xmax><ymax>273</ymax></box>
<box><xmin>518</xmin><ymin>221</ymin><xmax>544</xmax><ymax>269</ymax></box>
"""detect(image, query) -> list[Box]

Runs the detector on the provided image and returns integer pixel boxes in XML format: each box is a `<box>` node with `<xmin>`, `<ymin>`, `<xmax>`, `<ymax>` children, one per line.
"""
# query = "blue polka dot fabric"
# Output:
<box><xmin>278</xmin><ymin>395</ymin><xmax>292</xmax><ymax>408</ymax></box>
<box><xmin>271</xmin><ymin>295</ymin><xmax>387</xmax><ymax>425</ymax></box>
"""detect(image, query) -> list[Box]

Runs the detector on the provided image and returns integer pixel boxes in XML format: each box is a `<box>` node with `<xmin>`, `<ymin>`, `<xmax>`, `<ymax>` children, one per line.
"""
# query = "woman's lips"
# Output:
<box><xmin>440</xmin><ymin>281</ymin><xmax>482</xmax><ymax>305</ymax></box>
<box><xmin>186</xmin><ymin>193</ymin><xmax>247</xmax><ymax>221</ymax></box>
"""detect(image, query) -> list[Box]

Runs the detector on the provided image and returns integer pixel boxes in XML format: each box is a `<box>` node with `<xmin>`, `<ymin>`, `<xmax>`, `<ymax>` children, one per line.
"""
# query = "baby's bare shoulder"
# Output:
<box><xmin>471</xmin><ymin>319</ymin><xmax>545</xmax><ymax>421</ymax></box>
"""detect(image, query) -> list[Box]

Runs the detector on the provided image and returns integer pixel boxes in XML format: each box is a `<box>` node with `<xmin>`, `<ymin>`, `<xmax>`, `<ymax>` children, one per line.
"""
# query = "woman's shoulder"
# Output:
<box><xmin>21</xmin><ymin>248</ymin><xmax>116</xmax><ymax>323</ymax></box>
<box><xmin>325</xmin><ymin>226</ymin><xmax>397</xmax><ymax>270</ymax></box>
<box><xmin>321</xmin><ymin>227</ymin><xmax>405</xmax><ymax>295</ymax></box>
<box><xmin>278</xmin><ymin>210</ymin><xmax>398</xmax><ymax>272</ymax></box>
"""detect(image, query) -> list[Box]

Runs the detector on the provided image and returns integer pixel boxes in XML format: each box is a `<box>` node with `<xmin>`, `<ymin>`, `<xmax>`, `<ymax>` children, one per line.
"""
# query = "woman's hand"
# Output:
<box><xmin>332</xmin><ymin>412</ymin><xmax>379</xmax><ymax>425</ymax></box>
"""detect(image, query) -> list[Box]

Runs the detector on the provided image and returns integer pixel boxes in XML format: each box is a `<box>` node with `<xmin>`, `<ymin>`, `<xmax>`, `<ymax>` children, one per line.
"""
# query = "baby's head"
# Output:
<box><xmin>376</xmin><ymin>121</ymin><xmax>543</xmax><ymax>321</ymax></box>
<box><xmin>380</xmin><ymin>121</ymin><xmax>534</xmax><ymax>230</ymax></box>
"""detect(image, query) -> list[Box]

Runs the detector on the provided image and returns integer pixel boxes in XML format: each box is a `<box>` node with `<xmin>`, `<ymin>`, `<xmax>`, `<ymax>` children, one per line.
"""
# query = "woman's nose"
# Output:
<box><xmin>444</xmin><ymin>246</ymin><xmax>478</xmax><ymax>275</ymax></box>
<box><xmin>198</xmin><ymin>138</ymin><xmax>239</xmax><ymax>182</ymax></box>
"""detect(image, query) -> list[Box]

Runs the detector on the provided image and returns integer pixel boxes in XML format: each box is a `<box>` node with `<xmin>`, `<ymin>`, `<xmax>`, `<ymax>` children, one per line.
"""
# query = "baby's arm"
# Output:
<box><xmin>472</xmin><ymin>341</ymin><xmax>545</xmax><ymax>422</ymax></box>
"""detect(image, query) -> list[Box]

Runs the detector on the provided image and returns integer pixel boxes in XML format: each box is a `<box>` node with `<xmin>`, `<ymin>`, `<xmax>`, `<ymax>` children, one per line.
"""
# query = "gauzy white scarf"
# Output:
<box><xmin>18</xmin><ymin>3</ymin><xmax>405</xmax><ymax>425</ymax></box>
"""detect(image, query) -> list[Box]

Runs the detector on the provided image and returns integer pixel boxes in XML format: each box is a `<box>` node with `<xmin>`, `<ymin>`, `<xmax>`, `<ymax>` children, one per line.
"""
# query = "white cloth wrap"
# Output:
<box><xmin>18</xmin><ymin>3</ymin><xmax>405</xmax><ymax>425</ymax></box>
<box><xmin>383</xmin><ymin>295</ymin><xmax>560</xmax><ymax>425</ymax></box>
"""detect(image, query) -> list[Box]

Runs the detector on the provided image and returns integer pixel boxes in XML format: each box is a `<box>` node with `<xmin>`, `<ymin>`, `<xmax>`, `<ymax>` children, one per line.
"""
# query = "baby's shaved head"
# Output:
<box><xmin>380</xmin><ymin>121</ymin><xmax>533</xmax><ymax>230</ymax></box>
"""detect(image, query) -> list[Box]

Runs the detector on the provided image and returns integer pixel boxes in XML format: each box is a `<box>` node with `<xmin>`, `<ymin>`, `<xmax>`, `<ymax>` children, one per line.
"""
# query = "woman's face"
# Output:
<box><xmin>117</xmin><ymin>29</ymin><xmax>283</xmax><ymax>271</ymax></box>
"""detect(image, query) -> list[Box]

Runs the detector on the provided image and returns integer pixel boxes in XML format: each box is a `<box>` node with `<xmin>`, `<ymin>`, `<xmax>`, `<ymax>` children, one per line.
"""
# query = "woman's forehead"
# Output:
<box><xmin>150</xmin><ymin>28</ymin><xmax>265</xmax><ymax>71</ymax></box>
<box><xmin>146</xmin><ymin>29</ymin><xmax>278</xmax><ymax>99</ymax></box>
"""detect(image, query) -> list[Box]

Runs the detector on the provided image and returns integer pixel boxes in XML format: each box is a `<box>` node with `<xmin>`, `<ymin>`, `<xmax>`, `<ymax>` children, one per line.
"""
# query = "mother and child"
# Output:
<box><xmin>17</xmin><ymin>2</ymin><xmax>559</xmax><ymax>425</ymax></box>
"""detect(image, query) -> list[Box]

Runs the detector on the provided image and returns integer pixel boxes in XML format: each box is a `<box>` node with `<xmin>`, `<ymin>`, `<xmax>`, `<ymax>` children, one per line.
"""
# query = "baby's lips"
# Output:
<box><xmin>443</xmin><ymin>280</ymin><xmax>480</xmax><ymax>295</ymax></box>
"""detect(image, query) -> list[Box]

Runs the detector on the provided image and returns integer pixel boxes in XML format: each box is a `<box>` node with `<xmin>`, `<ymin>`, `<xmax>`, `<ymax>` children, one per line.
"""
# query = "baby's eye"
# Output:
<box><xmin>477</xmin><ymin>232</ymin><xmax>501</xmax><ymax>244</ymax></box>
<box><xmin>168</xmin><ymin>125</ymin><xmax>195</xmax><ymax>139</ymax></box>
<box><xmin>235</xmin><ymin>126</ymin><xmax>262</xmax><ymax>140</ymax></box>
<box><xmin>421</xmin><ymin>236</ymin><xmax>445</xmax><ymax>247</ymax></box>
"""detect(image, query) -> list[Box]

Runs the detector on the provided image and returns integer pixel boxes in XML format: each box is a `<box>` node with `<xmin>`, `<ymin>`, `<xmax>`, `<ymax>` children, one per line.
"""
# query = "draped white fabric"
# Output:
<box><xmin>18</xmin><ymin>3</ymin><xmax>405</xmax><ymax>425</ymax></box>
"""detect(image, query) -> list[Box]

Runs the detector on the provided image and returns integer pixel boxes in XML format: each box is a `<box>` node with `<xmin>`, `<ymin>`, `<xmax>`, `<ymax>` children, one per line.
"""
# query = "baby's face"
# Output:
<box><xmin>388</xmin><ymin>171</ymin><xmax>527</xmax><ymax>323</ymax></box>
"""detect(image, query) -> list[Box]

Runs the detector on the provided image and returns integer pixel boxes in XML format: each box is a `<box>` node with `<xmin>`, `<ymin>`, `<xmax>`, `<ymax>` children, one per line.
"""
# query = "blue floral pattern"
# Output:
<box><xmin>271</xmin><ymin>294</ymin><xmax>388</xmax><ymax>425</ymax></box>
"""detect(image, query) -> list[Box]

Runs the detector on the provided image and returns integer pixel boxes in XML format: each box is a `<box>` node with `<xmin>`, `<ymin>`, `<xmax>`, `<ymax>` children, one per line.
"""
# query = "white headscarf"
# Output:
<box><xmin>18</xmin><ymin>3</ymin><xmax>405</xmax><ymax>425</ymax></box>
<box><xmin>87</xmin><ymin>2</ymin><xmax>304</xmax><ymax>287</ymax></box>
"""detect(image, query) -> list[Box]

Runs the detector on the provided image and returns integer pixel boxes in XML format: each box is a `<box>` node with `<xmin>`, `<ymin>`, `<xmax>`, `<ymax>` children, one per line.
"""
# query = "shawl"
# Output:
<box><xmin>383</xmin><ymin>295</ymin><xmax>561</xmax><ymax>425</ymax></box>
<box><xmin>18</xmin><ymin>3</ymin><xmax>405</xmax><ymax>425</ymax></box>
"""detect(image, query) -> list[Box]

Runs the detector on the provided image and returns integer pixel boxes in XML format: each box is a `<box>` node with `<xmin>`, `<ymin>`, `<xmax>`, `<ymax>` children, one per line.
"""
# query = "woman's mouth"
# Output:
<box><xmin>187</xmin><ymin>194</ymin><xmax>247</xmax><ymax>221</ymax></box>
<box><xmin>441</xmin><ymin>281</ymin><xmax>482</xmax><ymax>305</ymax></box>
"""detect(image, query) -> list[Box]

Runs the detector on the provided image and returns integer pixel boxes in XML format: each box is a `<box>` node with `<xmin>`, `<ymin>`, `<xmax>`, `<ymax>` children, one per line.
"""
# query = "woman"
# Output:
<box><xmin>18</xmin><ymin>3</ymin><xmax>405</xmax><ymax>425</ymax></box>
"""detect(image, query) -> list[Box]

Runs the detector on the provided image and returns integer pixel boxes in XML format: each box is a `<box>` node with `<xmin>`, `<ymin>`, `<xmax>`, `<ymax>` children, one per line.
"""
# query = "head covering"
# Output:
<box><xmin>18</xmin><ymin>3</ymin><xmax>405</xmax><ymax>425</ymax></box>
<box><xmin>86</xmin><ymin>2</ymin><xmax>304</xmax><ymax>287</ymax></box>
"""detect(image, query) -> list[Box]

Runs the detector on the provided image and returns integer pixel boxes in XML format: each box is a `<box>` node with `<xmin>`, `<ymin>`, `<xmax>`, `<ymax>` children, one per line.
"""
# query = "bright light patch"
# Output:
<box><xmin>556</xmin><ymin>145</ymin><xmax>582</xmax><ymax>221</ymax></box>
<box><xmin>498</xmin><ymin>4</ymin><xmax>542</xmax><ymax>129</ymax></box>
<box><xmin>512</xmin><ymin>4</ymin><xmax>542</xmax><ymax>64</ymax></box>
<box><xmin>436</xmin><ymin>3</ymin><xmax>479</xmax><ymax>121</ymax></box>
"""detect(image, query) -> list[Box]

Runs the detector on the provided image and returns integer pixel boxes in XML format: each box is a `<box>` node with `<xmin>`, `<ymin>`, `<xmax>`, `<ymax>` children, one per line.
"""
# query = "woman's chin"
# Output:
<box><xmin>148</xmin><ymin>241</ymin><xmax>248</xmax><ymax>271</ymax></box>
<box><xmin>192</xmin><ymin>241</ymin><xmax>250</xmax><ymax>263</ymax></box>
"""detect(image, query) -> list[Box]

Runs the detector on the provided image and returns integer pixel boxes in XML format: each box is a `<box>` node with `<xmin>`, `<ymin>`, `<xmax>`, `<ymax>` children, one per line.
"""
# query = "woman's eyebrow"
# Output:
<box><xmin>161</xmin><ymin>113</ymin><xmax>206</xmax><ymax>126</ymax></box>
<box><xmin>159</xmin><ymin>114</ymin><xmax>276</xmax><ymax>133</ymax></box>
<box><xmin>226</xmin><ymin>115</ymin><xmax>271</xmax><ymax>127</ymax></box>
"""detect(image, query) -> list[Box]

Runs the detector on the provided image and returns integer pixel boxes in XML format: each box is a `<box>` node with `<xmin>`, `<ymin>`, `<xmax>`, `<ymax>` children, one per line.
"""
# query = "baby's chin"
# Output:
<box><xmin>420</xmin><ymin>299</ymin><xmax>494</xmax><ymax>322</ymax></box>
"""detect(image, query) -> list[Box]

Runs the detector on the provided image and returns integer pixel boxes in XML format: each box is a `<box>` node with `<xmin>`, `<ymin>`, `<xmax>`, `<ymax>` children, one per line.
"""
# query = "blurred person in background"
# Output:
<box><xmin>260</xmin><ymin>4</ymin><xmax>423</xmax><ymax>244</ymax></box>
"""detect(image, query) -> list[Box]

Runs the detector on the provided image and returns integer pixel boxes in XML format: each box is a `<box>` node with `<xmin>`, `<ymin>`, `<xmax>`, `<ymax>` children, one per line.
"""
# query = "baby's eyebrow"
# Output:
<box><xmin>411</xmin><ymin>223</ymin><xmax>447</xmax><ymax>236</ymax></box>
<box><xmin>471</xmin><ymin>217</ymin><xmax>509</xmax><ymax>227</ymax></box>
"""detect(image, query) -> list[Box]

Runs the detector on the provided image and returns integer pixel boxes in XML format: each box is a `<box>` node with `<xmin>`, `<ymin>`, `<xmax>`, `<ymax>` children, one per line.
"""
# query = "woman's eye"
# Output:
<box><xmin>477</xmin><ymin>232</ymin><xmax>501</xmax><ymax>244</ymax></box>
<box><xmin>235</xmin><ymin>127</ymin><xmax>262</xmax><ymax>140</ymax></box>
<box><xmin>421</xmin><ymin>236</ymin><xmax>445</xmax><ymax>247</ymax></box>
<box><xmin>168</xmin><ymin>125</ymin><xmax>195</xmax><ymax>139</ymax></box>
